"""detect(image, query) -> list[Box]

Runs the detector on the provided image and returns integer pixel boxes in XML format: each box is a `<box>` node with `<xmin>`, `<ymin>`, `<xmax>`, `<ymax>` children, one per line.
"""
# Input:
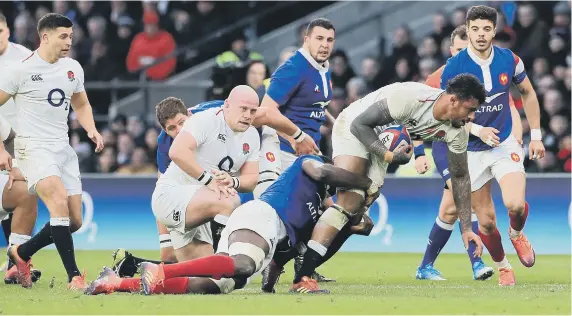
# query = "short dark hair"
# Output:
<box><xmin>446</xmin><ymin>74</ymin><xmax>486</xmax><ymax>105</ymax></box>
<box><xmin>450</xmin><ymin>25</ymin><xmax>468</xmax><ymax>44</ymax></box>
<box><xmin>37</xmin><ymin>13</ymin><xmax>73</xmax><ymax>34</ymax></box>
<box><xmin>0</xmin><ymin>13</ymin><xmax>6</xmax><ymax>25</ymax></box>
<box><xmin>155</xmin><ymin>97</ymin><xmax>187</xmax><ymax>128</ymax></box>
<box><xmin>466</xmin><ymin>5</ymin><xmax>497</xmax><ymax>27</ymax></box>
<box><xmin>306</xmin><ymin>18</ymin><xmax>335</xmax><ymax>36</ymax></box>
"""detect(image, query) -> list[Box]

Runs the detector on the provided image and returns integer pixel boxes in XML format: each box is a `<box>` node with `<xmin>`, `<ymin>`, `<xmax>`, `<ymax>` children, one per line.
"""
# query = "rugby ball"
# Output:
<box><xmin>378</xmin><ymin>125</ymin><xmax>411</xmax><ymax>151</ymax></box>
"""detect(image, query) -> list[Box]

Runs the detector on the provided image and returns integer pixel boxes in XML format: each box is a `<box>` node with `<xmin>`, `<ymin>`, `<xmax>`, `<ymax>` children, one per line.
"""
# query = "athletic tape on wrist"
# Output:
<box><xmin>198</xmin><ymin>171</ymin><xmax>214</xmax><ymax>186</ymax></box>
<box><xmin>531</xmin><ymin>128</ymin><xmax>542</xmax><ymax>141</ymax></box>
<box><xmin>232</xmin><ymin>177</ymin><xmax>240</xmax><ymax>189</ymax></box>
<box><xmin>292</xmin><ymin>129</ymin><xmax>306</xmax><ymax>143</ymax></box>
<box><xmin>414</xmin><ymin>144</ymin><xmax>425</xmax><ymax>158</ymax></box>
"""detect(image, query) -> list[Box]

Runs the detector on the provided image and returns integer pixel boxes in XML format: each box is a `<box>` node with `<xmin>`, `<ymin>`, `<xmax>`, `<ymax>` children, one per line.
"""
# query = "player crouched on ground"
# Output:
<box><xmin>86</xmin><ymin>155</ymin><xmax>377</xmax><ymax>295</ymax></box>
<box><xmin>150</xmin><ymin>85</ymin><xmax>260</xmax><ymax>263</ymax></box>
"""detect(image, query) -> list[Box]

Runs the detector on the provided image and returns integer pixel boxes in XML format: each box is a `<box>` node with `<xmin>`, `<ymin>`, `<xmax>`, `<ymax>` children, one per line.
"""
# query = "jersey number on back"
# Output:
<box><xmin>48</xmin><ymin>88</ymin><xmax>69</xmax><ymax>110</ymax></box>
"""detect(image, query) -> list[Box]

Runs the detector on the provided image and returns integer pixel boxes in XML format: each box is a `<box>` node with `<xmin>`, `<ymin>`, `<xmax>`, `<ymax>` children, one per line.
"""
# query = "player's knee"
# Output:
<box><xmin>336</xmin><ymin>190</ymin><xmax>364</xmax><ymax>214</ymax></box>
<box><xmin>439</xmin><ymin>205</ymin><xmax>458</xmax><ymax>224</ymax></box>
<box><xmin>478</xmin><ymin>215</ymin><xmax>497</xmax><ymax>234</ymax></box>
<box><xmin>231</xmin><ymin>254</ymin><xmax>257</xmax><ymax>277</ymax></box>
<box><xmin>70</xmin><ymin>218</ymin><xmax>82</xmax><ymax>232</ymax></box>
<box><xmin>504</xmin><ymin>198</ymin><xmax>525</xmax><ymax>215</ymax></box>
<box><xmin>228</xmin><ymin>242</ymin><xmax>266</xmax><ymax>277</ymax></box>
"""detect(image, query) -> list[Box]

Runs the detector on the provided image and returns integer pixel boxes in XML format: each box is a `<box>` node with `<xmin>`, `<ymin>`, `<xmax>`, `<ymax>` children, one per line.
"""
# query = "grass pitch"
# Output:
<box><xmin>0</xmin><ymin>251</ymin><xmax>569</xmax><ymax>315</ymax></box>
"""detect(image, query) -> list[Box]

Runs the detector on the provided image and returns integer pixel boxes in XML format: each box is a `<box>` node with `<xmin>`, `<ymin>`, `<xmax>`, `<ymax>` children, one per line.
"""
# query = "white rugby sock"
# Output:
<box><xmin>9</xmin><ymin>233</ymin><xmax>31</xmax><ymax>246</ymax></box>
<box><xmin>307</xmin><ymin>240</ymin><xmax>328</xmax><ymax>257</ymax></box>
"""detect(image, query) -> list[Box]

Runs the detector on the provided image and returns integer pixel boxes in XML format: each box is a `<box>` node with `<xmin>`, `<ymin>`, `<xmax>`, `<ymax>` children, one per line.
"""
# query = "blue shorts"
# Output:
<box><xmin>432</xmin><ymin>141</ymin><xmax>450</xmax><ymax>189</ymax></box>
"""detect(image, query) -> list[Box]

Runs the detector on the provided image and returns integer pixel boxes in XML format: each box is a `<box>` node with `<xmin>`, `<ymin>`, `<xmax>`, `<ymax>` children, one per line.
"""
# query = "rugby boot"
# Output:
<box><xmin>68</xmin><ymin>271</ymin><xmax>88</xmax><ymax>291</ymax></box>
<box><xmin>289</xmin><ymin>276</ymin><xmax>330</xmax><ymax>294</ymax></box>
<box><xmin>4</xmin><ymin>263</ymin><xmax>42</xmax><ymax>284</ymax></box>
<box><xmin>498</xmin><ymin>267</ymin><xmax>516</xmax><ymax>286</ymax></box>
<box><xmin>472</xmin><ymin>261</ymin><xmax>494</xmax><ymax>281</ymax></box>
<box><xmin>85</xmin><ymin>267</ymin><xmax>123</xmax><ymax>295</ymax></box>
<box><xmin>509</xmin><ymin>229</ymin><xmax>535</xmax><ymax>267</ymax></box>
<box><xmin>7</xmin><ymin>245</ymin><xmax>32</xmax><ymax>288</ymax></box>
<box><xmin>112</xmin><ymin>248</ymin><xmax>139</xmax><ymax>277</ymax></box>
<box><xmin>140</xmin><ymin>262</ymin><xmax>165</xmax><ymax>295</ymax></box>
<box><xmin>415</xmin><ymin>264</ymin><xmax>446</xmax><ymax>280</ymax></box>
<box><xmin>261</xmin><ymin>260</ymin><xmax>285</xmax><ymax>293</ymax></box>
<box><xmin>294</xmin><ymin>255</ymin><xmax>336</xmax><ymax>283</ymax></box>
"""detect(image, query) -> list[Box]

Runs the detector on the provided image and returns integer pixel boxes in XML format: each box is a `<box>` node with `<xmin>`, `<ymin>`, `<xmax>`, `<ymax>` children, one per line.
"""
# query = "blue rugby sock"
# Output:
<box><xmin>420</xmin><ymin>217</ymin><xmax>453</xmax><ymax>267</ymax></box>
<box><xmin>461</xmin><ymin>214</ymin><xmax>483</xmax><ymax>266</ymax></box>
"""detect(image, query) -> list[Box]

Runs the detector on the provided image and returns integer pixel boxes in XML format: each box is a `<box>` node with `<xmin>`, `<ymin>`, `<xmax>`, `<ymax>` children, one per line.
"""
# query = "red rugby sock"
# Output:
<box><xmin>163</xmin><ymin>255</ymin><xmax>235</xmax><ymax>280</ymax></box>
<box><xmin>153</xmin><ymin>277</ymin><xmax>189</xmax><ymax>294</ymax></box>
<box><xmin>118</xmin><ymin>278</ymin><xmax>141</xmax><ymax>292</ymax></box>
<box><xmin>509</xmin><ymin>201</ymin><xmax>529</xmax><ymax>232</ymax></box>
<box><xmin>478</xmin><ymin>227</ymin><xmax>506</xmax><ymax>263</ymax></box>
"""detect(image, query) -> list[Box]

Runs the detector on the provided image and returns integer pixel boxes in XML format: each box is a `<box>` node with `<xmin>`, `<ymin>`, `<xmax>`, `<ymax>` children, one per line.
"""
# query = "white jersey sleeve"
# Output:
<box><xmin>73</xmin><ymin>65</ymin><xmax>85</xmax><ymax>94</ymax></box>
<box><xmin>246</xmin><ymin>131</ymin><xmax>260</xmax><ymax>162</ymax></box>
<box><xmin>0</xmin><ymin>63</ymin><xmax>21</xmax><ymax>96</ymax></box>
<box><xmin>446</xmin><ymin>128</ymin><xmax>469</xmax><ymax>154</ymax></box>
<box><xmin>181</xmin><ymin>110</ymin><xmax>217</xmax><ymax>145</ymax></box>
<box><xmin>384</xmin><ymin>84</ymin><xmax>417</xmax><ymax>122</ymax></box>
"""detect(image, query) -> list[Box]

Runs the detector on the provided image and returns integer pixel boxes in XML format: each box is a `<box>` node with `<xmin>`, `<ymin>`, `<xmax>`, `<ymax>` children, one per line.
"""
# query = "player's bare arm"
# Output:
<box><xmin>71</xmin><ymin>91</ymin><xmax>104</xmax><ymax>153</ymax></box>
<box><xmin>515</xmin><ymin>77</ymin><xmax>544</xmax><ymax>159</ymax></box>
<box><xmin>350</xmin><ymin>98</ymin><xmax>412</xmax><ymax>165</ymax></box>
<box><xmin>447</xmin><ymin>149</ymin><xmax>483</xmax><ymax>257</ymax></box>
<box><xmin>254</xmin><ymin>95</ymin><xmax>319</xmax><ymax>155</ymax></box>
<box><xmin>3</xmin><ymin>128</ymin><xmax>16</xmax><ymax>156</ymax></box>
<box><xmin>465</xmin><ymin>122</ymin><xmax>500</xmax><ymax>147</ymax></box>
<box><xmin>412</xmin><ymin>140</ymin><xmax>429</xmax><ymax>174</ymax></box>
<box><xmin>169</xmin><ymin>130</ymin><xmax>233</xmax><ymax>197</ymax></box>
<box><xmin>0</xmin><ymin>88</ymin><xmax>12</xmax><ymax>106</ymax></box>
<box><xmin>214</xmin><ymin>161</ymin><xmax>259</xmax><ymax>193</ymax></box>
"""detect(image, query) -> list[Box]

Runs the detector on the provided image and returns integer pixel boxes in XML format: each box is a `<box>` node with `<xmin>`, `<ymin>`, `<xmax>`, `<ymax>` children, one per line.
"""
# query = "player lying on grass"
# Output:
<box><xmin>149</xmin><ymin>85</ymin><xmax>260</xmax><ymax>263</ymax></box>
<box><xmin>292</xmin><ymin>75</ymin><xmax>488</xmax><ymax>281</ymax></box>
<box><xmin>0</xmin><ymin>115</ymin><xmax>41</xmax><ymax>284</ymax></box>
<box><xmin>111</xmin><ymin>93</ymin><xmax>283</xmax><ymax>277</ymax></box>
<box><xmin>413</xmin><ymin>24</ymin><xmax>521</xmax><ymax>281</ymax></box>
<box><xmin>85</xmin><ymin>154</ymin><xmax>378</xmax><ymax>295</ymax></box>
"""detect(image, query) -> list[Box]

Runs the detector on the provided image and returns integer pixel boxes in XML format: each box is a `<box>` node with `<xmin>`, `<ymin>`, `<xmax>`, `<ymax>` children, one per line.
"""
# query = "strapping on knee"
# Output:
<box><xmin>228</xmin><ymin>242</ymin><xmax>266</xmax><ymax>272</ymax></box>
<box><xmin>317</xmin><ymin>204</ymin><xmax>351</xmax><ymax>231</ymax></box>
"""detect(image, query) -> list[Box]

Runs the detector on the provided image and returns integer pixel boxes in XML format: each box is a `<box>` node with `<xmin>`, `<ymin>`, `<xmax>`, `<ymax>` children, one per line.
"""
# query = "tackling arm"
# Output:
<box><xmin>446</xmin><ymin>149</ymin><xmax>472</xmax><ymax>232</ymax></box>
<box><xmin>350</xmin><ymin>98</ymin><xmax>410</xmax><ymax>164</ymax></box>
<box><xmin>252</xmin><ymin>95</ymin><xmax>303</xmax><ymax>137</ymax></box>
<box><xmin>301</xmin><ymin>159</ymin><xmax>372</xmax><ymax>191</ymax></box>
<box><xmin>71</xmin><ymin>91</ymin><xmax>98</xmax><ymax>134</ymax></box>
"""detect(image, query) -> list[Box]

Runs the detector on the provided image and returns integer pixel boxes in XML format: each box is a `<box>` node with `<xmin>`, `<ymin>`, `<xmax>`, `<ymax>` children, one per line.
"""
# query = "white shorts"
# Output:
<box><xmin>14</xmin><ymin>137</ymin><xmax>82</xmax><ymax>196</ymax></box>
<box><xmin>151</xmin><ymin>183</ymin><xmax>212</xmax><ymax>249</ymax></box>
<box><xmin>331</xmin><ymin>111</ymin><xmax>388</xmax><ymax>185</ymax></box>
<box><xmin>468</xmin><ymin>134</ymin><xmax>526</xmax><ymax>192</ymax></box>
<box><xmin>257</xmin><ymin>127</ymin><xmax>282</xmax><ymax>186</ymax></box>
<box><xmin>280</xmin><ymin>150</ymin><xmax>297</xmax><ymax>172</ymax></box>
<box><xmin>216</xmin><ymin>200</ymin><xmax>288</xmax><ymax>274</ymax></box>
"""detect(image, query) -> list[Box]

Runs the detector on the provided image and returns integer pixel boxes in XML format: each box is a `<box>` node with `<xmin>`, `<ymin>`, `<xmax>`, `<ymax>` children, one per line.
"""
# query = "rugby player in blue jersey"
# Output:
<box><xmin>253</xmin><ymin>17</ymin><xmax>336</xmax><ymax>282</ymax></box>
<box><xmin>130</xmin><ymin>154</ymin><xmax>378</xmax><ymax>295</ymax></box>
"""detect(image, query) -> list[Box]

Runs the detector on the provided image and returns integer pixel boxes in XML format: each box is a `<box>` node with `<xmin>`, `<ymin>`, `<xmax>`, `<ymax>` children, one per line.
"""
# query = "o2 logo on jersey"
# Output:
<box><xmin>365</xmin><ymin>193</ymin><xmax>393</xmax><ymax>245</ymax></box>
<box><xmin>218</xmin><ymin>156</ymin><xmax>234</xmax><ymax>173</ymax></box>
<box><xmin>75</xmin><ymin>191</ymin><xmax>98</xmax><ymax>243</ymax></box>
<box><xmin>47</xmin><ymin>88</ymin><xmax>69</xmax><ymax>110</ymax></box>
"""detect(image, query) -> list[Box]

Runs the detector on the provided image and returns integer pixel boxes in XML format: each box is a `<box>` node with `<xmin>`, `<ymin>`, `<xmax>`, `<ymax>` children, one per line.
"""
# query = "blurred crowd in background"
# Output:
<box><xmin>1</xmin><ymin>1</ymin><xmax>570</xmax><ymax>174</ymax></box>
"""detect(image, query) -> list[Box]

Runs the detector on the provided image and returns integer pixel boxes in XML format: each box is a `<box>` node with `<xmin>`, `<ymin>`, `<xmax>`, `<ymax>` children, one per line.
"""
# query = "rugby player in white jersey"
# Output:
<box><xmin>0</xmin><ymin>13</ymin><xmax>104</xmax><ymax>290</ymax></box>
<box><xmin>151</xmin><ymin>85</ymin><xmax>260</xmax><ymax>266</ymax></box>
<box><xmin>292</xmin><ymin>75</ymin><xmax>489</xmax><ymax>277</ymax></box>
<box><xmin>0</xmin><ymin>13</ymin><xmax>43</xmax><ymax>284</ymax></box>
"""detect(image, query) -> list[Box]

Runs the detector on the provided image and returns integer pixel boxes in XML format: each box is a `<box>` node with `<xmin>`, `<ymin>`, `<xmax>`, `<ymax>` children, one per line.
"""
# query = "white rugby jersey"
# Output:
<box><xmin>343</xmin><ymin>82</ymin><xmax>469</xmax><ymax>154</ymax></box>
<box><xmin>0</xmin><ymin>42</ymin><xmax>33</xmax><ymax>132</ymax></box>
<box><xmin>0</xmin><ymin>52</ymin><xmax>85</xmax><ymax>140</ymax></box>
<box><xmin>158</xmin><ymin>108</ymin><xmax>260</xmax><ymax>186</ymax></box>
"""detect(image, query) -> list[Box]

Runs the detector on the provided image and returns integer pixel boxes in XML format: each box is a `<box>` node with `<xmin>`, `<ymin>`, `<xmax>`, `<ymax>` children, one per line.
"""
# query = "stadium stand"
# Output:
<box><xmin>0</xmin><ymin>1</ymin><xmax>569</xmax><ymax>174</ymax></box>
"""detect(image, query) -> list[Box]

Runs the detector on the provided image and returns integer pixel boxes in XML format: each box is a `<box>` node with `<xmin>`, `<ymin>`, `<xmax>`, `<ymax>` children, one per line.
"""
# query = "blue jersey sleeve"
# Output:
<box><xmin>440</xmin><ymin>59</ymin><xmax>457</xmax><ymax>90</ymax></box>
<box><xmin>156</xmin><ymin>130</ymin><xmax>172</xmax><ymax>174</ymax></box>
<box><xmin>266</xmin><ymin>61</ymin><xmax>300</xmax><ymax>107</ymax></box>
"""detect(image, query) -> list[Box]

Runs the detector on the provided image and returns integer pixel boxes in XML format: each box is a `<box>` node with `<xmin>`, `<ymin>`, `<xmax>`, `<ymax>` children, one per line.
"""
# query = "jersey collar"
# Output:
<box><xmin>298</xmin><ymin>48</ymin><xmax>329</xmax><ymax>73</ymax></box>
<box><xmin>467</xmin><ymin>45</ymin><xmax>494</xmax><ymax>66</ymax></box>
